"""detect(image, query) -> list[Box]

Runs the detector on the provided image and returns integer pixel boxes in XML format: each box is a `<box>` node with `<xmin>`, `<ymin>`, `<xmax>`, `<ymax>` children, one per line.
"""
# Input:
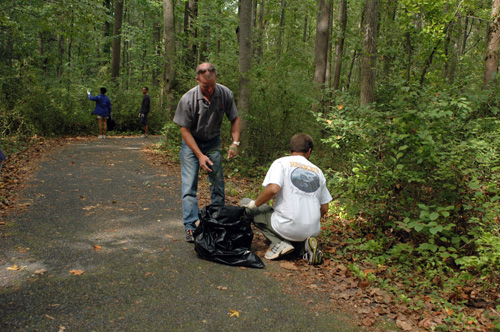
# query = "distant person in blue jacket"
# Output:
<box><xmin>87</xmin><ymin>87</ymin><xmax>112</xmax><ymax>139</ymax></box>
<box><xmin>0</xmin><ymin>149</ymin><xmax>6</xmax><ymax>174</ymax></box>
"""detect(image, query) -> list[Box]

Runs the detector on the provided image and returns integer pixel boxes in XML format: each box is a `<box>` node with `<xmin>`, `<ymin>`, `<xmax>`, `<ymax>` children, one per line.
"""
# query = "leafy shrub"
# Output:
<box><xmin>319</xmin><ymin>81</ymin><xmax>500</xmax><ymax>275</ymax></box>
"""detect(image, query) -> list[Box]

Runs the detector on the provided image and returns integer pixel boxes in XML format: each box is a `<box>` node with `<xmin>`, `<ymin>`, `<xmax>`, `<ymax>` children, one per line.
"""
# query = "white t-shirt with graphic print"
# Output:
<box><xmin>262</xmin><ymin>155</ymin><xmax>332</xmax><ymax>242</ymax></box>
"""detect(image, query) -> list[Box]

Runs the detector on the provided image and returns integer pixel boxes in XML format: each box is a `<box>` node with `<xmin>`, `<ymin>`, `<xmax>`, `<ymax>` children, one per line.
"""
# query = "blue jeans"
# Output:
<box><xmin>180</xmin><ymin>136</ymin><xmax>225</xmax><ymax>230</ymax></box>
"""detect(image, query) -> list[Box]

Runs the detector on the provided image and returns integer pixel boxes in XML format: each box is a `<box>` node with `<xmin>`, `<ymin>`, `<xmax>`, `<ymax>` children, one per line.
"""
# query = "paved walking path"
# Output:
<box><xmin>0</xmin><ymin>137</ymin><xmax>361</xmax><ymax>331</ymax></box>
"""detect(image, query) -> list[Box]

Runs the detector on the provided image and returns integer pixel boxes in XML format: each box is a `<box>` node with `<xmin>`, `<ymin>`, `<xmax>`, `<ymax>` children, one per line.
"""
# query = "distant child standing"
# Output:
<box><xmin>87</xmin><ymin>87</ymin><xmax>112</xmax><ymax>139</ymax></box>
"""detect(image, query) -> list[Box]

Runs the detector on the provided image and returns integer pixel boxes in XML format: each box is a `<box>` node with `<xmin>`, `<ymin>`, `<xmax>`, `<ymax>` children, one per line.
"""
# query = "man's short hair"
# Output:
<box><xmin>290</xmin><ymin>134</ymin><xmax>314</xmax><ymax>153</ymax></box>
<box><xmin>100</xmin><ymin>87</ymin><xmax>107</xmax><ymax>94</ymax></box>
<box><xmin>196</xmin><ymin>63</ymin><xmax>217</xmax><ymax>79</ymax></box>
<box><xmin>143</xmin><ymin>87</ymin><xmax>149</xmax><ymax>91</ymax></box>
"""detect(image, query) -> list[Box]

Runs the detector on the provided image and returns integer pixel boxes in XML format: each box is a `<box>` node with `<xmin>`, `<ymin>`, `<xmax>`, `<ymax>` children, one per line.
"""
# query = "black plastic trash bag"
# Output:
<box><xmin>194</xmin><ymin>205</ymin><xmax>265</xmax><ymax>268</ymax></box>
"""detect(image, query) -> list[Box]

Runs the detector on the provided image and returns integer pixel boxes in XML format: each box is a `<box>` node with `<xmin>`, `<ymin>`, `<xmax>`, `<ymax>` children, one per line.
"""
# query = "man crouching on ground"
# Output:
<box><xmin>241</xmin><ymin>134</ymin><xmax>332</xmax><ymax>265</ymax></box>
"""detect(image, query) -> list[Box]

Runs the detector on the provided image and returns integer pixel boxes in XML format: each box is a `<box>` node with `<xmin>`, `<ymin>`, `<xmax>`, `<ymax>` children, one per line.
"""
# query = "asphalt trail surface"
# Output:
<box><xmin>0</xmin><ymin>137</ymin><xmax>362</xmax><ymax>332</ymax></box>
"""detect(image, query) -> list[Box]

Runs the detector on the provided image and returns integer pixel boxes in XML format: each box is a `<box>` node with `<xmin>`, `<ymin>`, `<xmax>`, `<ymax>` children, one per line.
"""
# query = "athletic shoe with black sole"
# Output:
<box><xmin>304</xmin><ymin>236</ymin><xmax>324</xmax><ymax>265</ymax></box>
<box><xmin>185</xmin><ymin>229</ymin><xmax>194</xmax><ymax>243</ymax></box>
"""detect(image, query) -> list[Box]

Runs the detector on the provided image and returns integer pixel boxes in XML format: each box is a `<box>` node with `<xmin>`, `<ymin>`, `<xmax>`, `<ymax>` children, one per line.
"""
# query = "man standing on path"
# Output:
<box><xmin>174</xmin><ymin>63</ymin><xmax>241</xmax><ymax>242</ymax></box>
<box><xmin>241</xmin><ymin>134</ymin><xmax>332</xmax><ymax>265</ymax></box>
<box><xmin>140</xmin><ymin>87</ymin><xmax>150</xmax><ymax>137</ymax></box>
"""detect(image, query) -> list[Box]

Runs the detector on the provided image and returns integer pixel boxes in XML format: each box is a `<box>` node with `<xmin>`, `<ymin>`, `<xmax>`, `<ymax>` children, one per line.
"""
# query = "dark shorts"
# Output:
<box><xmin>140</xmin><ymin>113</ymin><xmax>148</xmax><ymax>126</ymax></box>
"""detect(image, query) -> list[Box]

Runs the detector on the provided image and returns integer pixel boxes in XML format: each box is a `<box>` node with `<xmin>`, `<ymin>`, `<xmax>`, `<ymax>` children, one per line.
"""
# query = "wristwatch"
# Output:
<box><xmin>232</xmin><ymin>141</ymin><xmax>240</xmax><ymax>146</ymax></box>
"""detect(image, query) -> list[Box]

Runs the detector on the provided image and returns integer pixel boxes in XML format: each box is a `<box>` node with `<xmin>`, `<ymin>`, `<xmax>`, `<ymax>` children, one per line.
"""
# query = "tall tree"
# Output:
<box><xmin>255</xmin><ymin>0</ymin><xmax>265</xmax><ymax>60</ymax></box>
<box><xmin>152</xmin><ymin>21</ymin><xmax>162</xmax><ymax>87</ymax></box>
<box><xmin>484</xmin><ymin>0</ymin><xmax>500</xmax><ymax>88</ymax></box>
<box><xmin>111</xmin><ymin>0</ymin><xmax>124</xmax><ymax>79</ymax></box>
<box><xmin>360</xmin><ymin>0</ymin><xmax>379</xmax><ymax>105</ymax></box>
<box><xmin>238</xmin><ymin>0</ymin><xmax>252</xmax><ymax>135</ymax></box>
<box><xmin>163</xmin><ymin>0</ymin><xmax>176</xmax><ymax>117</ymax></box>
<box><xmin>332</xmin><ymin>0</ymin><xmax>347</xmax><ymax>90</ymax></box>
<box><xmin>277</xmin><ymin>0</ymin><xmax>286</xmax><ymax>61</ymax></box>
<box><xmin>184</xmin><ymin>0</ymin><xmax>198</xmax><ymax>64</ymax></box>
<box><xmin>103</xmin><ymin>0</ymin><xmax>112</xmax><ymax>64</ymax></box>
<box><xmin>314</xmin><ymin>0</ymin><xmax>331</xmax><ymax>85</ymax></box>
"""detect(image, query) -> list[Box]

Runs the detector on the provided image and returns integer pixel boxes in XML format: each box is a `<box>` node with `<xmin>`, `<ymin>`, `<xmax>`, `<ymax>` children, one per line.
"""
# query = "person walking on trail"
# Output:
<box><xmin>241</xmin><ymin>134</ymin><xmax>332</xmax><ymax>265</ymax></box>
<box><xmin>140</xmin><ymin>86</ymin><xmax>150</xmax><ymax>138</ymax></box>
<box><xmin>0</xmin><ymin>149</ymin><xmax>6</xmax><ymax>174</ymax></box>
<box><xmin>174</xmin><ymin>62</ymin><xmax>241</xmax><ymax>243</ymax></box>
<box><xmin>87</xmin><ymin>87</ymin><xmax>112</xmax><ymax>139</ymax></box>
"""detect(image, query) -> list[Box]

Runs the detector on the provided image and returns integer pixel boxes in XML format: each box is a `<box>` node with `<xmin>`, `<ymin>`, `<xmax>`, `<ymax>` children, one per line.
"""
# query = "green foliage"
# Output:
<box><xmin>320</xmin><ymin>80</ymin><xmax>500</xmax><ymax>276</ymax></box>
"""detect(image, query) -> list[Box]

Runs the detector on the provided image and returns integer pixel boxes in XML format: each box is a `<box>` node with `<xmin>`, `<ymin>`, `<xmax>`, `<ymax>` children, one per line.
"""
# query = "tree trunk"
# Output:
<box><xmin>303</xmin><ymin>15</ymin><xmax>308</xmax><ymax>43</ymax></box>
<box><xmin>314</xmin><ymin>0</ymin><xmax>331</xmax><ymax>85</ymax></box>
<box><xmin>111</xmin><ymin>0</ymin><xmax>124</xmax><ymax>79</ymax></box>
<box><xmin>420</xmin><ymin>44</ymin><xmax>439</xmax><ymax>86</ymax></box>
<box><xmin>484</xmin><ymin>0</ymin><xmax>500</xmax><ymax>88</ymax></box>
<box><xmin>103</xmin><ymin>0</ymin><xmax>112</xmax><ymax>64</ymax></box>
<box><xmin>255</xmin><ymin>0</ymin><xmax>265</xmax><ymax>60</ymax></box>
<box><xmin>184</xmin><ymin>0</ymin><xmax>198</xmax><ymax>65</ymax></box>
<box><xmin>332</xmin><ymin>0</ymin><xmax>347</xmax><ymax>90</ymax></box>
<box><xmin>360</xmin><ymin>0</ymin><xmax>379</xmax><ymax>106</ymax></box>
<box><xmin>325</xmin><ymin>4</ymin><xmax>334</xmax><ymax>88</ymax></box>
<box><xmin>277</xmin><ymin>0</ymin><xmax>286</xmax><ymax>61</ymax></box>
<box><xmin>57</xmin><ymin>34</ymin><xmax>64</xmax><ymax>78</ymax></box>
<box><xmin>405</xmin><ymin>31</ymin><xmax>411</xmax><ymax>84</ymax></box>
<box><xmin>163</xmin><ymin>0</ymin><xmax>176</xmax><ymax>118</ymax></box>
<box><xmin>253</xmin><ymin>0</ymin><xmax>258</xmax><ymax>27</ymax></box>
<box><xmin>446</xmin><ymin>18</ymin><xmax>462</xmax><ymax>84</ymax></box>
<box><xmin>238</xmin><ymin>0</ymin><xmax>252</xmax><ymax>136</ymax></box>
<box><xmin>152</xmin><ymin>21</ymin><xmax>161</xmax><ymax>87</ymax></box>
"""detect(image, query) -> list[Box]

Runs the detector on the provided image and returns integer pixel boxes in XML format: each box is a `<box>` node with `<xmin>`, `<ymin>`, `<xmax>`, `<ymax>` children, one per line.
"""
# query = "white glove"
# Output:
<box><xmin>241</xmin><ymin>200</ymin><xmax>257</xmax><ymax>209</ymax></box>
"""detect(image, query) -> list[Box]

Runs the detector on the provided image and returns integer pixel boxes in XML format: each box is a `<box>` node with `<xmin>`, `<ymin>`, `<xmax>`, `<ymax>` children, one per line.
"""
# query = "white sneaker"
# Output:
<box><xmin>265</xmin><ymin>241</ymin><xmax>294</xmax><ymax>260</ymax></box>
<box><xmin>98</xmin><ymin>135</ymin><xmax>103</xmax><ymax>139</ymax></box>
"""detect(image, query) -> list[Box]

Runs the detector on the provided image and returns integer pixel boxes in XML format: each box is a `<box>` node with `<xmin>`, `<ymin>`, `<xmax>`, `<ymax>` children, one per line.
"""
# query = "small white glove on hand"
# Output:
<box><xmin>241</xmin><ymin>200</ymin><xmax>257</xmax><ymax>209</ymax></box>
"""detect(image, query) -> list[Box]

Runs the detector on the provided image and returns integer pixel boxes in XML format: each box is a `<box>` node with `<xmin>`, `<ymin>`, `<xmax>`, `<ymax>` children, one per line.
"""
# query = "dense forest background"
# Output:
<box><xmin>1</xmin><ymin>0</ymin><xmax>500</xmax><ymax>329</ymax></box>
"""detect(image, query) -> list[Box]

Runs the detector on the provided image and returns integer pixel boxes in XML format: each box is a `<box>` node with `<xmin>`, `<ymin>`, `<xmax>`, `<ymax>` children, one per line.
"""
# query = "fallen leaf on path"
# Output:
<box><xmin>364</xmin><ymin>268</ymin><xmax>377</xmax><ymax>276</ymax></box>
<box><xmin>217</xmin><ymin>286</ymin><xmax>228</xmax><ymax>290</ymax></box>
<box><xmin>0</xmin><ymin>221</ymin><xmax>6</xmax><ymax>225</ymax></box>
<box><xmin>70</xmin><ymin>269</ymin><xmax>85</xmax><ymax>276</ymax></box>
<box><xmin>279</xmin><ymin>261</ymin><xmax>298</xmax><ymax>270</ymax></box>
<box><xmin>45</xmin><ymin>314</ymin><xmax>56</xmax><ymax>320</ymax></box>
<box><xmin>396</xmin><ymin>319</ymin><xmax>413</xmax><ymax>331</ymax></box>
<box><xmin>34</xmin><ymin>269</ymin><xmax>47</xmax><ymax>275</ymax></box>
<box><xmin>229</xmin><ymin>309</ymin><xmax>240</xmax><ymax>318</ymax></box>
<box><xmin>7</xmin><ymin>264</ymin><xmax>22</xmax><ymax>271</ymax></box>
<box><xmin>93</xmin><ymin>245</ymin><xmax>102</xmax><ymax>251</ymax></box>
<box><xmin>324</xmin><ymin>246</ymin><xmax>336</xmax><ymax>254</ymax></box>
<box><xmin>361</xmin><ymin>318</ymin><xmax>375</xmax><ymax>327</ymax></box>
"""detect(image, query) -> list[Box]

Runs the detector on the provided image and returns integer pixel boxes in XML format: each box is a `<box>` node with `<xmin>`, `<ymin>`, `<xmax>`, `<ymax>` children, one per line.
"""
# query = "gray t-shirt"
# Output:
<box><xmin>174</xmin><ymin>83</ymin><xmax>238</xmax><ymax>141</ymax></box>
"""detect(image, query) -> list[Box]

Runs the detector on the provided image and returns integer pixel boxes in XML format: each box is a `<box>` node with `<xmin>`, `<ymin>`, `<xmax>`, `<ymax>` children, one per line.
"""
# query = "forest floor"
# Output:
<box><xmin>1</xmin><ymin>136</ymin><xmax>498</xmax><ymax>331</ymax></box>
